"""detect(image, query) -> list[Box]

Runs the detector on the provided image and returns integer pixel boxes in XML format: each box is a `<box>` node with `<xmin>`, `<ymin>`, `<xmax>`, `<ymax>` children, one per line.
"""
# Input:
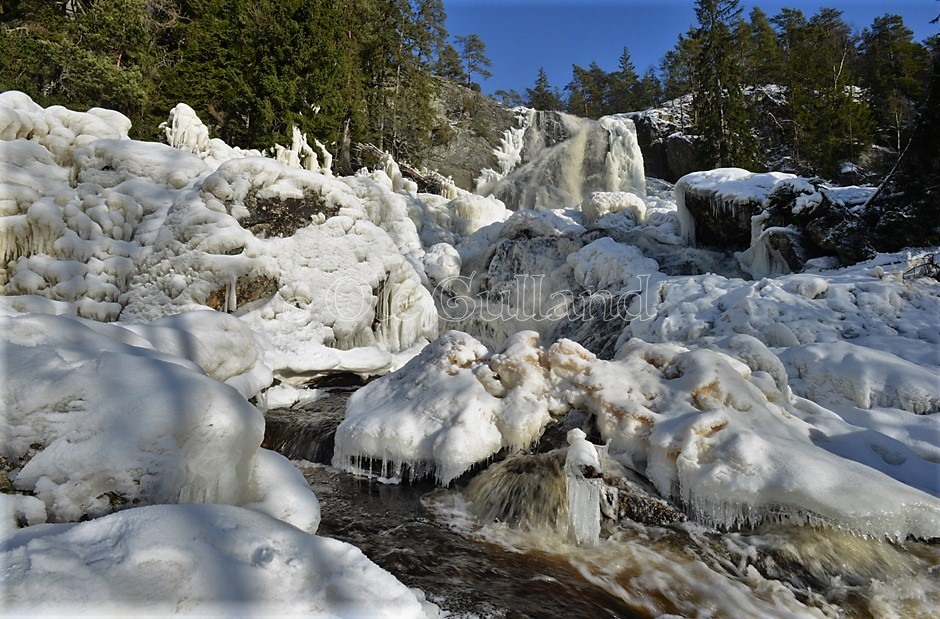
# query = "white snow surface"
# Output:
<box><xmin>1</xmin><ymin>503</ymin><xmax>437</xmax><ymax>618</ymax></box>
<box><xmin>0</xmin><ymin>306</ymin><xmax>322</xmax><ymax>531</ymax></box>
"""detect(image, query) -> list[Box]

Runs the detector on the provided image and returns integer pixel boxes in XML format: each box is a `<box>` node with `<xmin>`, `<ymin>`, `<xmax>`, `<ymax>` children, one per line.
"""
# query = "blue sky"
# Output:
<box><xmin>443</xmin><ymin>1</ymin><xmax>939</xmax><ymax>97</ymax></box>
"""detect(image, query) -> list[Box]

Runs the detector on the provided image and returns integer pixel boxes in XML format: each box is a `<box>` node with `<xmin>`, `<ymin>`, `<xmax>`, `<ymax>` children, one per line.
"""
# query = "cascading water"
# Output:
<box><xmin>478</xmin><ymin>110</ymin><xmax>646</xmax><ymax>212</ymax></box>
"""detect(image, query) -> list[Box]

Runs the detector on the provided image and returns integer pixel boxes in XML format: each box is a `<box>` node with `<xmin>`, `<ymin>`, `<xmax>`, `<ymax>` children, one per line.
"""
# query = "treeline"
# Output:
<box><xmin>0</xmin><ymin>0</ymin><xmax>485</xmax><ymax>169</ymax></box>
<box><xmin>517</xmin><ymin>1</ymin><xmax>935</xmax><ymax>177</ymax></box>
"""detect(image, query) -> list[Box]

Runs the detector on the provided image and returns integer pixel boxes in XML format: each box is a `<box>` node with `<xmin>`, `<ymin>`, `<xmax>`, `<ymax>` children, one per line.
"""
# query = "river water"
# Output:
<box><xmin>264</xmin><ymin>391</ymin><xmax>940</xmax><ymax>619</ymax></box>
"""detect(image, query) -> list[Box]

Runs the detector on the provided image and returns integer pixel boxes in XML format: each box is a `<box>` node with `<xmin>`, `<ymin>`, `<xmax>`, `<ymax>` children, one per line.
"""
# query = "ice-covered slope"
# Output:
<box><xmin>0</xmin><ymin>92</ymin><xmax>516</xmax><ymax>381</ymax></box>
<box><xmin>2</xmin><ymin>503</ymin><xmax>437</xmax><ymax>617</ymax></box>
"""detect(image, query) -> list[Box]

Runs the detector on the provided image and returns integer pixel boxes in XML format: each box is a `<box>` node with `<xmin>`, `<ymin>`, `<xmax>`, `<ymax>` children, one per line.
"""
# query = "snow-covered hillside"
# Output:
<box><xmin>2</xmin><ymin>92</ymin><xmax>938</xmax><ymax>617</ymax></box>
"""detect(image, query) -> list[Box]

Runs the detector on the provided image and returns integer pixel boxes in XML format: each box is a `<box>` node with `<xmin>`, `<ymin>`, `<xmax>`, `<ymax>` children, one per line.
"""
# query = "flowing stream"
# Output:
<box><xmin>264</xmin><ymin>391</ymin><xmax>940</xmax><ymax>618</ymax></box>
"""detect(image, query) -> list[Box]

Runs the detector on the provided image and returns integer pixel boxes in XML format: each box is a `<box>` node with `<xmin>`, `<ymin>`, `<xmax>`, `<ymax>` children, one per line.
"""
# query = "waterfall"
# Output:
<box><xmin>478</xmin><ymin>110</ymin><xmax>646</xmax><ymax>212</ymax></box>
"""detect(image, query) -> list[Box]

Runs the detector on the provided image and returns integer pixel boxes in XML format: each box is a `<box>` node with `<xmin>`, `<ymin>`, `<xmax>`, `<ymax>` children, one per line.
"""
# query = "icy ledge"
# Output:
<box><xmin>333</xmin><ymin>330</ymin><xmax>940</xmax><ymax>540</ymax></box>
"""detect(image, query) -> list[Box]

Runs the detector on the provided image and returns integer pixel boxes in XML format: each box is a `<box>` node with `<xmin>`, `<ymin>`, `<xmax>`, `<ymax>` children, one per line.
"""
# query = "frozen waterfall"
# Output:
<box><xmin>477</xmin><ymin>110</ymin><xmax>646</xmax><ymax>212</ymax></box>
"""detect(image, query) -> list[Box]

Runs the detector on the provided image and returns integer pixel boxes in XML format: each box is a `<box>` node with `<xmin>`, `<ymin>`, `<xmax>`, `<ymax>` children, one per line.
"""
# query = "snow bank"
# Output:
<box><xmin>0</xmin><ymin>308</ymin><xmax>320</xmax><ymax>532</ymax></box>
<box><xmin>1</xmin><ymin>503</ymin><xmax>436</xmax><ymax>618</ymax></box>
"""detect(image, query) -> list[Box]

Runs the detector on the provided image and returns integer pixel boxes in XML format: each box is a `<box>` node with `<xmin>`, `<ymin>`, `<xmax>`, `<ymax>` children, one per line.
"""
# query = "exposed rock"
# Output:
<box><xmin>628</xmin><ymin>110</ymin><xmax>702</xmax><ymax>182</ymax></box>
<box><xmin>424</xmin><ymin>79</ymin><xmax>518</xmax><ymax>190</ymax></box>
<box><xmin>206</xmin><ymin>274</ymin><xmax>279</xmax><ymax>312</ymax></box>
<box><xmin>600</xmin><ymin>473</ymin><xmax>687</xmax><ymax>527</ymax></box>
<box><xmin>240</xmin><ymin>191</ymin><xmax>338</xmax><ymax>238</ymax></box>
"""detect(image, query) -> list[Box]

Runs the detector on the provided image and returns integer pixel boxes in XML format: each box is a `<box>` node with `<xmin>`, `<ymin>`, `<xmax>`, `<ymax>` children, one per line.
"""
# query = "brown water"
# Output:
<box><xmin>265</xmin><ymin>391</ymin><xmax>940</xmax><ymax>619</ymax></box>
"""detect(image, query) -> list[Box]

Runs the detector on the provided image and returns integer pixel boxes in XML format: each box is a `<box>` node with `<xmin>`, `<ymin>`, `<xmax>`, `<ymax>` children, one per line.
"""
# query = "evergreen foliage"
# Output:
<box><xmin>859</xmin><ymin>15</ymin><xmax>932</xmax><ymax>150</ymax></box>
<box><xmin>0</xmin><ymin>1</ymin><xmax>932</xmax><ymax>181</ymax></box>
<box><xmin>525</xmin><ymin>67</ymin><xmax>564</xmax><ymax>111</ymax></box>
<box><xmin>690</xmin><ymin>0</ymin><xmax>759</xmax><ymax>169</ymax></box>
<box><xmin>455</xmin><ymin>33</ymin><xmax>492</xmax><ymax>88</ymax></box>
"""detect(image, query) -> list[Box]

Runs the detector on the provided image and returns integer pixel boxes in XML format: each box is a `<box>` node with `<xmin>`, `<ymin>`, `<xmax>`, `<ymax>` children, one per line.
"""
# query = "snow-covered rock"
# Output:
<box><xmin>1</xmin><ymin>503</ymin><xmax>437</xmax><ymax>617</ymax></box>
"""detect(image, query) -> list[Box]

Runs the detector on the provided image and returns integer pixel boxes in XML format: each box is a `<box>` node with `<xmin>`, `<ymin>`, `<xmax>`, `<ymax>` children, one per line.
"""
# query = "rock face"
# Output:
<box><xmin>677</xmin><ymin>169</ymin><xmax>888</xmax><ymax>271</ymax></box>
<box><xmin>424</xmin><ymin>79</ymin><xmax>518</xmax><ymax>190</ymax></box>
<box><xmin>628</xmin><ymin>106</ymin><xmax>702</xmax><ymax>183</ymax></box>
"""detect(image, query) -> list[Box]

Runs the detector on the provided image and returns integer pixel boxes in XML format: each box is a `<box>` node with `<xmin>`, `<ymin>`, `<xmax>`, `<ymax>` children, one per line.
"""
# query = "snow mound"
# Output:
<box><xmin>581</xmin><ymin>191</ymin><xmax>647</xmax><ymax>225</ymax></box>
<box><xmin>1</xmin><ymin>308</ymin><xmax>318</xmax><ymax>531</ymax></box>
<box><xmin>1</xmin><ymin>503</ymin><xmax>436</xmax><ymax>618</ymax></box>
<box><xmin>782</xmin><ymin>341</ymin><xmax>940</xmax><ymax>414</ymax></box>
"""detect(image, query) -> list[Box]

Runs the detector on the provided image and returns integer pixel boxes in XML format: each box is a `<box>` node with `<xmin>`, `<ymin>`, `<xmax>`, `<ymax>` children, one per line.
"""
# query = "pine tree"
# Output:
<box><xmin>526</xmin><ymin>67</ymin><xmax>564</xmax><ymax>111</ymax></box>
<box><xmin>494</xmin><ymin>89</ymin><xmax>525</xmax><ymax>107</ymax></box>
<box><xmin>690</xmin><ymin>0</ymin><xmax>759</xmax><ymax>169</ymax></box>
<box><xmin>455</xmin><ymin>33</ymin><xmax>492</xmax><ymax>88</ymax></box>
<box><xmin>744</xmin><ymin>7</ymin><xmax>784</xmax><ymax>86</ymax></box>
<box><xmin>435</xmin><ymin>43</ymin><xmax>466</xmax><ymax>82</ymax></box>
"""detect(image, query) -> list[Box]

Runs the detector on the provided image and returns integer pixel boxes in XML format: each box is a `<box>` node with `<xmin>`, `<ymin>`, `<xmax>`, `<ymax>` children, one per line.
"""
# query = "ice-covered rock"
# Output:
<box><xmin>334</xmin><ymin>324</ymin><xmax>940</xmax><ymax>540</ymax></box>
<box><xmin>332</xmin><ymin>331</ymin><xmax>560</xmax><ymax>485</ymax></box>
<box><xmin>0</xmin><ymin>307</ymin><xmax>321</xmax><ymax>532</ymax></box>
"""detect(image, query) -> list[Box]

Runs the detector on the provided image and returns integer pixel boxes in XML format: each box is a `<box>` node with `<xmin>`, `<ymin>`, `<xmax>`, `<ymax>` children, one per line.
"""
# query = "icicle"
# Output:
<box><xmin>565</xmin><ymin>428</ymin><xmax>602</xmax><ymax>546</ymax></box>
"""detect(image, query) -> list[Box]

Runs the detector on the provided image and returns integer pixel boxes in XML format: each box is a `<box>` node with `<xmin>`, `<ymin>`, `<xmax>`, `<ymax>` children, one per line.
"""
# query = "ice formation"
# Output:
<box><xmin>565</xmin><ymin>428</ymin><xmax>603</xmax><ymax>546</ymax></box>
<box><xmin>675</xmin><ymin>168</ymin><xmax>794</xmax><ymax>246</ymax></box>
<box><xmin>0</xmin><ymin>92</ymin><xmax>477</xmax><ymax>381</ymax></box>
<box><xmin>334</xmin><ymin>320</ymin><xmax>940</xmax><ymax>539</ymax></box>
<box><xmin>332</xmin><ymin>331</ymin><xmax>561</xmax><ymax>485</ymax></box>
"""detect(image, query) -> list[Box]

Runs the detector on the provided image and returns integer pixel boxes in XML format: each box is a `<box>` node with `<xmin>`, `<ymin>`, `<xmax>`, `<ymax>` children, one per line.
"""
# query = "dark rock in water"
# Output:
<box><xmin>262</xmin><ymin>391</ymin><xmax>351</xmax><ymax>463</ymax></box>
<box><xmin>549</xmin><ymin>292</ymin><xmax>635</xmax><ymax>360</ymax></box>
<box><xmin>764</xmin><ymin>227</ymin><xmax>809</xmax><ymax>273</ymax></box>
<box><xmin>600</xmin><ymin>473</ymin><xmax>687</xmax><ymax>527</ymax></box>
<box><xmin>239</xmin><ymin>191</ymin><xmax>338</xmax><ymax>238</ymax></box>
<box><xmin>681</xmin><ymin>186</ymin><xmax>763</xmax><ymax>250</ymax></box>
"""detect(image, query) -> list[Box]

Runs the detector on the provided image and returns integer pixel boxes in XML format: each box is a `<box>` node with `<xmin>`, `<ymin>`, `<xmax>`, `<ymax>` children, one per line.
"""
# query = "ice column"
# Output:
<box><xmin>565</xmin><ymin>428</ymin><xmax>602</xmax><ymax>546</ymax></box>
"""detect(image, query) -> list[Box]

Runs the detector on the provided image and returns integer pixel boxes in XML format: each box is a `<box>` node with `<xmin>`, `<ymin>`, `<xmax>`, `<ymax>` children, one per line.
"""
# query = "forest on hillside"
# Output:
<box><xmin>1</xmin><ymin>0</ymin><xmax>936</xmax><ymax>178</ymax></box>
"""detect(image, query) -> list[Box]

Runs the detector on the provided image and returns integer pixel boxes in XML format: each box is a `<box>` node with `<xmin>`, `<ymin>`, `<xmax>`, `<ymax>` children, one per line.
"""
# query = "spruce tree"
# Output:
<box><xmin>607</xmin><ymin>47</ymin><xmax>640</xmax><ymax>113</ymax></box>
<box><xmin>455</xmin><ymin>33</ymin><xmax>492</xmax><ymax>88</ymax></box>
<box><xmin>690</xmin><ymin>0</ymin><xmax>759</xmax><ymax>169</ymax></box>
<box><xmin>526</xmin><ymin>67</ymin><xmax>564</xmax><ymax>111</ymax></box>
